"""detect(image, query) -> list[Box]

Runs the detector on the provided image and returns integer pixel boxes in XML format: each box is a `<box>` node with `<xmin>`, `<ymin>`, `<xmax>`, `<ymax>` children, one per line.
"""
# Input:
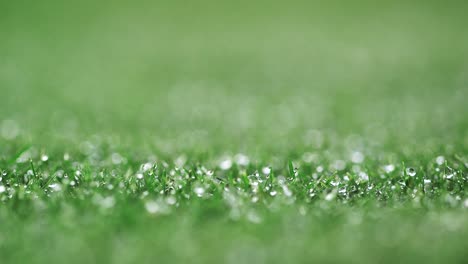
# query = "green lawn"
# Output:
<box><xmin>1</xmin><ymin>1</ymin><xmax>467</xmax><ymax>263</ymax></box>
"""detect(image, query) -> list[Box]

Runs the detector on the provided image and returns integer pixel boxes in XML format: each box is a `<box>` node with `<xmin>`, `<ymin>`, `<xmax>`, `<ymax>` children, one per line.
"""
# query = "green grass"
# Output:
<box><xmin>1</xmin><ymin>1</ymin><xmax>468</xmax><ymax>263</ymax></box>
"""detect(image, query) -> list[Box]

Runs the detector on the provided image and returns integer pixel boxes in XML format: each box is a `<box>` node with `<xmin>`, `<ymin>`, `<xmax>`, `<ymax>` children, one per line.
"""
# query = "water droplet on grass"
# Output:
<box><xmin>316</xmin><ymin>166</ymin><xmax>324</xmax><ymax>173</ymax></box>
<box><xmin>359</xmin><ymin>172</ymin><xmax>369</xmax><ymax>181</ymax></box>
<box><xmin>194</xmin><ymin>186</ymin><xmax>205</xmax><ymax>197</ymax></box>
<box><xmin>282</xmin><ymin>185</ymin><xmax>292</xmax><ymax>197</ymax></box>
<box><xmin>145</xmin><ymin>201</ymin><xmax>161</xmax><ymax>214</ymax></box>
<box><xmin>166</xmin><ymin>196</ymin><xmax>177</xmax><ymax>205</ymax></box>
<box><xmin>16</xmin><ymin>148</ymin><xmax>34</xmax><ymax>163</ymax></box>
<box><xmin>97</xmin><ymin>196</ymin><xmax>115</xmax><ymax>209</ymax></box>
<box><xmin>219</xmin><ymin>159</ymin><xmax>233</xmax><ymax>170</ymax></box>
<box><xmin>111</xmin><ymin>153</ymin><xmax>124</xmax><ymax>164</ymax></box>
<box><xmin>174</xmin><ymin>155</ymin><xmax>187</xmax><ymax>167</ymax></box>
<box><xmin>330</xmin><ymin>181</ymin><xmax>339</xmax><ymax>187</ymax></box>
<box><xmin>333</xmin><ymin>160</ymin><xmax>346</xmax><ymax>171</ymax></box>
<box><xmin>48</xmin><ymin>183</ymin><xmax>62</xmax><ymax>192</ymax></box>
<box><xmin>436</xmin><ymin>156</ymin><xmax>445</xmax><ymax>165</ymax></box>
<box><xmin>325</xmin><ymin>192</ymin><xmax>336</xmax><ymax>201</ymax></box>
<box><xmin>406</xmin><ymin>168</ymin><xmax>416</xmax><ymax>177</ymax></box>
<box><xmin>41</xmin><ymin>155</ymin><xmax>49</xmax><ymax>162</ymax></box>
<box><xmin>352</xmin><ymin>165</ymin><xmax>361</xmax><ymax>173</ymax></box>
<box><xmin>142</xmin><ymin>163</ymin><xmax>152</xmax><ymax>172</ymax></box>
<box><xmin>234</xmin><ymin>154</ymin><xmax>250</xmax><ymax>166</ymax></box>
<box><xmin>384</xmin><ymin>164</ymin><xmax>395</xmax><ymax>173</ymax></box>
<box><xmin>277</xmin><ymin>175</ymin><xmax>286</xmax><ymax>185</ymax></box>
<box><xmin>262</xmin><ymin>167</ymin><xmax>271</xmax><ymax>175</ymax></box>
<box><xmin>351</xmin><ymin>151</ymin><xmax>364</xmax><ymax>164</ymax></box>
<box><xmin>302</xmin><ymin>152</ymin><xmax>317</xmax><ymax>163</ymax></box>
<box><xmin>251</xmin><ymin>196</ymin><xmax>259</xmax><ymax>203</ymax></box>
<box><xmin>246</xmin><ymin>211</ymin><xmax>262</xmax><ymax>224</ymax></box>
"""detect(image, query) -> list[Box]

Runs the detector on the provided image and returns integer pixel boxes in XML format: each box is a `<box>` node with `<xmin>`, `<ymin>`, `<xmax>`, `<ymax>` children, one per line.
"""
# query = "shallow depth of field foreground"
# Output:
<box><xmin>1</xmin><ymin>1</ymin><xmax>467</xmax><ymax>263</ymax></box>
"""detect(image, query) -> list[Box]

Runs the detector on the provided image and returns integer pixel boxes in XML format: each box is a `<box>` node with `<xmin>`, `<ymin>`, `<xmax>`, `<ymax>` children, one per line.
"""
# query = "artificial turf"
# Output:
<box><xmin>1</xmin><ymin>1</ymin><xmax>467</xmax><ymax>263</ymax></box>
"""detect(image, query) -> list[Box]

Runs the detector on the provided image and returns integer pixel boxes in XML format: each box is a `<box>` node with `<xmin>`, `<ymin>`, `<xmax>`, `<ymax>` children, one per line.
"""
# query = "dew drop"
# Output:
<box><xmin>359</xmin><ymin>172</ymin><xmax>369</xmax><ymax>181</ymax></box>
<box><xmin>194</xmin><ymin>186</ymin><xmax>205</xmax><ymax>197</ymax></box>
<box><xmin>384</xmin><ymin>164</ymin><xmax>395</xmax><ymax>173</ymax></box>
<box><xmin>282</xmin><ymin>185</ymin><xmax>292</xmax><ymax>197</ymax></box>
<box><xmin>174</xmin><ymin>155</ymin><xmax>187</xmax><ymax>167</ymax></box>
<box><xmin>48</xmin><ymin>183</ymin><xmax>62</xmax><ymax>192</ymax></box>
<box><xmin>166</xmin><ymin>196</ymin><xmax>177</xmax><ymax>205</ymax></box>
<box><xmin>302</xmin><ymin>152</ymin><xmax>317</xmax><ymax>163</ymax></box>
<box><xmin>142</xmin><ymin>163</ymin><xmax>153</xmax><ymax>172</ymax></box>
<box><xmin>145</xmin><ymin>201</ymin><xmax>161</xmax><ymax>214</ymax></box>
<box><xmin>325</xmin><ymin>192</ymin><xmax>335</xmax><ymax>201</ymax></box>
<box><xmin>246</xmin><ymin>211</ymin><xmax>262</xmax><ymax>224</ymax></box>
<box><xmin>111</xmin><ymin>153</ymin><xmax>124</xmax><ymax>164</ymax></box>
<box><xmin>251</xmin><ymin>196</ymin><xmax>259</xmax><ymax>203</ymax></box>
<box><xmin>234</xmin><ymin>154</ymin><xmax>250</xmax><ymax>166</ymax></box>
<box><xmin>351</xmin><ymin>151</ymin><xmax>364</xmax><ymax>164</ymax></box>
<box><xmin>262</xmin><ymin>167</ymin><xmax>271</xmax><ymax>175</ymax></box>
<box><xmin>316</xmin><ymin>166</ymin><xmax>324</xmax><ymax>173</ymax></box>
<box><xmin>219</xmin><ymin>159</ymin><xmax>233</xmax><ymax>170</ymax></box>
<box><xmin>333</xmin><ymin>160</ymin><xmax>346</xmax><ymax>171</ymax></box>
<box><xmin>99</xmin><ymin>196</ymin><xmax>115</xmax><ymax>209</ymax></box>
<box><xmin>436</xmin><ymin>156</ymin><xmax>445</xmax><ymax>166</ymax></box>
<box><xmin>406</xmin><ymin>167</ymin><xmax>416</xmax><ymax>177</ymax></box>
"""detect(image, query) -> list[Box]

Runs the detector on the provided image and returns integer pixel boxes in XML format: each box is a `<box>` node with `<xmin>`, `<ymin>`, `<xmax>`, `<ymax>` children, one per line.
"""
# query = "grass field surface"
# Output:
<box><xmin>1</xmin><ymin>1</ymin><xmax>467</xmax><ymax>263</ymax></box>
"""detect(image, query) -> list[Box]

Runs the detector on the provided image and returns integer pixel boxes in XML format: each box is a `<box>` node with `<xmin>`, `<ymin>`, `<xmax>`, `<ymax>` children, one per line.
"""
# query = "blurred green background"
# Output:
<box><xmin>1</xmin><ymin>0</ymin><xmax>468</xmax><ymax>154</ymax></box>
